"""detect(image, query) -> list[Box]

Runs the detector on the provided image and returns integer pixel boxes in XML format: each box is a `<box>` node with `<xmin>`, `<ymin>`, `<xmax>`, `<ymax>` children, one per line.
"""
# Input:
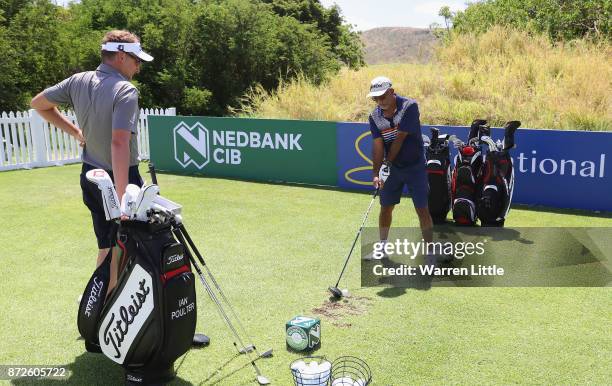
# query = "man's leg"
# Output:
<box><xmin>379</xmin><ymin>205</ymin><xmax>395</xmax><ymax>241</ymax></box>
<box><xmin>415</xmin><ymin>206</ymin><xmax>433</xmax><ymax>243</ymax></box>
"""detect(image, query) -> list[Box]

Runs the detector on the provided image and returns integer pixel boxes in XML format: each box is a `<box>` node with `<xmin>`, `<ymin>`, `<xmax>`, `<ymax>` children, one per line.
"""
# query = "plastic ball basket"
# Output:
<box><xmin>290</xmin><ymin>356</ymin><xmax>332</xmax><ymax>386</ymax></box>
<box><xmin>330</xmin><ymin>356</ymin><xmax>372</xmax><ymax>386</ymax></box>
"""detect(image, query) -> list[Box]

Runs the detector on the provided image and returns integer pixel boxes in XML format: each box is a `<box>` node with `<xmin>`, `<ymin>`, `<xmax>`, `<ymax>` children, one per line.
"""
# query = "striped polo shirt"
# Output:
<box><xmin>369</xmin><ymin>95</ymin><xmax>425</xmax><ymax>167</ymax></box>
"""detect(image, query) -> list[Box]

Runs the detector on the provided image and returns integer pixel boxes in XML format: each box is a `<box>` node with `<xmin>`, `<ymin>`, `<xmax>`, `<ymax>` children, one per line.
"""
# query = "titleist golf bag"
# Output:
<box><xmin>477</xmin><ymin>121</ymin><xmax>521</xmax><ymax>226</ymax></box>
<box><xmin>424</xmin><ymin>128</ymin><xmax>452</xmax><ymax>223</ymax></box>
<box><xmin>78</xmin><ymin>219</ymin><xmax>197</xmax><ymax>384</ymax></box>
<box><xmin>450</xmin><ymin>120</ymin><xmax>487</xmax><ymax>225</ymax></box>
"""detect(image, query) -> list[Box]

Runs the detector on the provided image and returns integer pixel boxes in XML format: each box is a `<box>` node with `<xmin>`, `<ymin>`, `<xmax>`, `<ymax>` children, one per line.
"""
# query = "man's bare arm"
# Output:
<box><xmin>372</xmin><ymin>137</ymin><xmax>385</xmax><ymax>176</ymax></box>
<box><xmin>30</xmin><ymin>93</ymin><xmax>85</xmax><ymax>146</ymax></box>
<box><xmin>386</xmin><ymin>131</ymin><xmax>408</xmax><ymax>163</ymax></box>
<box><xmin>111</xmin><ymin>130</ymin><xmax>131</xmax><ymax>200</ymax></box>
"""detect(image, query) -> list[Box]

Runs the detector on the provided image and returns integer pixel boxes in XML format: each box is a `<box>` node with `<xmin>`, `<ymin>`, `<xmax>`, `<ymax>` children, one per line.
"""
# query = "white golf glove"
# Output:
<box><xmin>379</xmin><ymin>161</ymin><xmax>391</xmax><ymax>183</ymax></box>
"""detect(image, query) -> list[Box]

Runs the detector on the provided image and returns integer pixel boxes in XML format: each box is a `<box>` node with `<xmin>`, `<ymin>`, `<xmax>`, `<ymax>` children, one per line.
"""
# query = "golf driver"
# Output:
<box><xmin>85</xmin><ymin>169</ymin><xmax>121</xmax><ymax>221</ymax></box>
<box><xmin>120</xmin><ymin>184</ymin><xmax>140</xmax><ymax>218</ymax></box>
<box><xmin>170</xmin><ymin>220</ymin><xmax>271</xmax><ymax>385</ymax></box>
<box><xmin>328</xmin><ymin>187</ymin><xmax>379</xmax><ymax>299</ymax></box>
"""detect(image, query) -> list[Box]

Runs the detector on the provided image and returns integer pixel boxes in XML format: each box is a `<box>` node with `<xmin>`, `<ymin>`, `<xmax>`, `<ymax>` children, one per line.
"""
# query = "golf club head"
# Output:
<box><xmin>422</xmin><ymin>134</ymin><xmax>431</xmax><ymax>147</ymax></box>
<box><xmin>503</xmin><ymin>120</ymin><xmax>521</xmax><ymax>150</ymax></box>
<box><xmin>328</xmin><ymin>286</ymin><xmax>343</xmax><ymax>299</ymax></box>
<box><xmin>153</xmin><ymin>194</ymin><xmax>182</xmax><ymax>216</ymax></box>
<box><xmin>469</xmin><ymin>119</ymin><xmax>487</xmax><ymax>141</ymax></box>
<box><xmin>430</xmin><ymin>127</ymin><xmax>440</xmax><ymax>144</ymax></box>
<box><xmin>256</xmin><ymin>375</ymin><xmax>270</xmax><ymax>385</ymax></box>
<box><xmin>133</xmin><ymin>184</ymin><xmax>160</xmax><ymax>221</ymax></box>
<box><xmin>239</xmin><ymin>344</ymin><xmax>255</xmax><ymax>354</ymax></box>
<box><xmin>121</xmin><ymin>184</ymin><xmax>140</xmax><ymax>217</ymax></box>
<box><xmin>480</xmin><ymin>136</ymin><xmax>497</xmax><ymax>152</ymax></box>
<box><xmin>85</xmin><ymin>169</ymin><xmax>121</xmax><ymax>220</ymax></box>
<box><xmin>260</xmin><ymin>348</ymin><xmax>273</xmax><ymax>358</ymax></box>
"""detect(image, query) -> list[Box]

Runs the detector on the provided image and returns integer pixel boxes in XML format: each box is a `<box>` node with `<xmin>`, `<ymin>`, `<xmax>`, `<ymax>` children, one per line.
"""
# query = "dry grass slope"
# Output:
<box><xmin>240</xmin><ymin>27</ymin><xmax>611</xmax><ymax>131</ymax></box>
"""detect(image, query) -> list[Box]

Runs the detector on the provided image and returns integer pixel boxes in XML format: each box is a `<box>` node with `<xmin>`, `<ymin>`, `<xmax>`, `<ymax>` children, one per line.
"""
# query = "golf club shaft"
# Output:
<box><xmin>333</xmin><ymin>188</ymin><xmax>379</xmax><ymax>288</ymax></box>
<box><xmin>148</xmin><ymin>162</ymin><xmax>158</xmax><ymax>186</ymax></box>
<box><xmin>187</xmin><ymin>252</ymin><xmax>268</xmax><ymax>382</ymax></box>
<box><xmin>177</xmin><ymin>223</ymin><xmax>265</xmax><ymax>357</ymax></box>
<box><xmin>172</xmin><ymin>226</ymin><xmax>249</xmax><ymax>350</ymax></box>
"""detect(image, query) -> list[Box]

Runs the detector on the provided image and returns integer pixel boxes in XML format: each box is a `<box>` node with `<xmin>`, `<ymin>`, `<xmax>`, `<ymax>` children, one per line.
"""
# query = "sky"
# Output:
<box><xmin>54</xmin><ymin>0</ymin><xmax>469</xmax><ymax>31</ymax></box>
<box><xmin>319</xmin><ymin>0</ymin><xmax>469</xmax><ymax>31</ymax></box>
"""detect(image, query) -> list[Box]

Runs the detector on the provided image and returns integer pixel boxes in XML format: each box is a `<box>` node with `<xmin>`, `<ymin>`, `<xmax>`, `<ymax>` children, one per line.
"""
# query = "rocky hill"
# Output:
<box><xmin>360</xmin><ymin>27</ymin><xmax>437</xmax><ymax>64</ymax></box>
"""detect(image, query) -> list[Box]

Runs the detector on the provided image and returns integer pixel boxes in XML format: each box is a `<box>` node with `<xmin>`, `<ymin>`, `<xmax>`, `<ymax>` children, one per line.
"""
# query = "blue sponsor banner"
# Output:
<box><xmin>336</xmin><ymin>123</ymin><xmax>612</xmax><ymax>211</ymax></box>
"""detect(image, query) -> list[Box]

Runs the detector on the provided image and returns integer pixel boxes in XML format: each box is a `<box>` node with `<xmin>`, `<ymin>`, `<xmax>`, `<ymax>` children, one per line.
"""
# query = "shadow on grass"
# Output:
<box><xmin>11</xmin><ymin>351</ymin><xmax>193</xmax><ymax>386</ymax></box>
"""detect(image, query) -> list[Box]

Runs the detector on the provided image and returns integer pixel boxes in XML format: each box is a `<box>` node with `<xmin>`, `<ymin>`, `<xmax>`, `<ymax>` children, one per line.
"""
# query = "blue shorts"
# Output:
<box><xmin>380</xmin><ymin>163</ymin><xmax>429</xmax><ymax>208</ymax></box>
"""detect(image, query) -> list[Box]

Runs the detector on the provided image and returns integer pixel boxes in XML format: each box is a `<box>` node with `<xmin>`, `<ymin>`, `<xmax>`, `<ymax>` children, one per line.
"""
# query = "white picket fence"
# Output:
<box><xmin>0</xmin><ymin>108</ymin><xmax>175</xmax><ymax>171</ymax></box>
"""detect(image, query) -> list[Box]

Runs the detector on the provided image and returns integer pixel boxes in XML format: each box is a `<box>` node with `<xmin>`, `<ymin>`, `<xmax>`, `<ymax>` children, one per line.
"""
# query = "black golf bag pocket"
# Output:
<box><xmin>478</xmin><ymin>152</ymin><xmax>514</xmax><ymax>227</ymax></box>
<box><xmin>77</xmin><ymin>249</ymin><xmax>112</xmax><ymax>343</ymax></box>
<box><xmin>160</xmin><ymin>272</ymin><xmax>197</xmax><ymax>364</ymax></box>
<box><xmin>97</xmin><ymin>261</ymin><xmax>159</xmax><ymax>366</ymax></box>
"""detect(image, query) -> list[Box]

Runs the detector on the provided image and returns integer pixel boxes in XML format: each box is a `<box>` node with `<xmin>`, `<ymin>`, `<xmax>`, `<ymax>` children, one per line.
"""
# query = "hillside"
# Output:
<box><xmin>360</xmin><ymin>27</ymin><xmax>438</xmax><ymax>64</ymax></box>
<box><xmin>240</xmin><ymin>27</ymin><xmax>611</xmax><ymax>131</ymax></box>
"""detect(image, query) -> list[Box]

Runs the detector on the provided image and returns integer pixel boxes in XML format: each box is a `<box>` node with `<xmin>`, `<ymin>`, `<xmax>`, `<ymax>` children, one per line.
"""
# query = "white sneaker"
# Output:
<box><xmin>363</xmin><ymin>250</ymin><xmax>388</xmax><ymax>260</ymax></box>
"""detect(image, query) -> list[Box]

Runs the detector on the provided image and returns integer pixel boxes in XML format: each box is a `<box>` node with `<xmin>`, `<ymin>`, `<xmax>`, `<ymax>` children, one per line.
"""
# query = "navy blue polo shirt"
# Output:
<box><xmin>369</xmin><ymin>95</ymin><xmax>424</xmax><ymax>167</ymax></box>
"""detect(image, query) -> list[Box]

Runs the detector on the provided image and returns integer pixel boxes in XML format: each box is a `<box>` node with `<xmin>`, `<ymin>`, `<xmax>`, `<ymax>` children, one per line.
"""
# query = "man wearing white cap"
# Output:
<box><xmin>30</xmin><ymin>30</ymin><xmax>153</xmax><ymax>296</ymax></box>
<box><xmin>366</xmin><ymin>76</ymin><xmax>433</xmax><ymax>258</ymax></box>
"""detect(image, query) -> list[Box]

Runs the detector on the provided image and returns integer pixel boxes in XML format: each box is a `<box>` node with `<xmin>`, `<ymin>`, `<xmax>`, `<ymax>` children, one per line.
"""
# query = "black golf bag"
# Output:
<box><xmin>477</xmin><ymin>121</ymin><xmax>521</xmax><ymax>226</ymax></box>
<box><xmin>451</xmin><ymin>145</ymin><xmax>483</xmax><ymax>225</ymax></box>
<box><xmin>450</xmin><ymin>119</ymin><xmax>487</xmax><ymax>226</ymax></box>
<box><xmin>78</xmin><ymin>220</ymin><xmax>197</xmax><ymax>384</ymax></box>
<box><xmin>425</xmin><ymin>128</ymin><xmax>452</xmax><ymax>223</ymax></box>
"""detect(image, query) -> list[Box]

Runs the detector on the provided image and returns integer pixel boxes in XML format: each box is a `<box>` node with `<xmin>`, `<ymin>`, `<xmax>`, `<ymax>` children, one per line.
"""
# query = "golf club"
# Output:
<box><xmin>177</xmin><ymin>222</ymin><xmax>273</xmax><ymax>359</ymax></box>
<box><xmin>148</xmin><ymin>162</ymin><xmax>158</xmax><ymax>185</ymax></box>
<box><xmin>328</xmin><ymin>187</ymin><xmax>380</xmax><ymax>299</ymax></box>
<box><xmin>132</xmin><ymin>184</ymin><xmax>160</xmax><ymax>221</ymax></box>
<box><xmin>148</xmin><ymin>164</ymin><xmax>268</xmax><ymax>357</ymax></box>
<box><xmin>85</xmin><ymin>169</ymin><xmax>121</xmax><ymax>221</ymax></box>
<box><xmin>170</xmin><ymin>221</ymin><xmax>271</xmax><ymax>385</ymax></box>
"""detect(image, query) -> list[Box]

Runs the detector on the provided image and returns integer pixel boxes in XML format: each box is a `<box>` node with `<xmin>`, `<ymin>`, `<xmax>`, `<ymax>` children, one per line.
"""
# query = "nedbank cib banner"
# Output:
<box><xmin>337</xmin><ymin>123</ymin><xmax>612</xmax><ymax>212</ymax></box>
<box><xmin>148</xmin><ymin>116</ymin><xmax>611</xmax><ymax>212</ymax></box>
<box><xmin>149</xmin><ymin>116</ymin><xmax>337</xmax><ymax>186</ymax></box>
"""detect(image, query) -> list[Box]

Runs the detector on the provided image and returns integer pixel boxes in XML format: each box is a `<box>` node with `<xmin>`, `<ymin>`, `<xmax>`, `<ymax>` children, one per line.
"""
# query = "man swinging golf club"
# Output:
<box><xmin>366</xmin><ymin>76</ymin><xmax>434</xmax><ymax>259</ymax></box>
<box><xmin>328</xmin><ymin>77</ymin><xmax>437</xmax><ymax>298</ymax></box>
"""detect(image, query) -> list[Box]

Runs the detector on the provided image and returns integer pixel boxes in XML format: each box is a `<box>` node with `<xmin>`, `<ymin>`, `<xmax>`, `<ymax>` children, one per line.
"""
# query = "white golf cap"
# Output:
<box><xmin>101</xmin><ymin>42</ymin><xmax>154</xmax><ymax>62</ymax></box>
<box><xmin>367</xmin><ymin>76</ymin><xmax>392</xmax><ymax>97</ymax></box>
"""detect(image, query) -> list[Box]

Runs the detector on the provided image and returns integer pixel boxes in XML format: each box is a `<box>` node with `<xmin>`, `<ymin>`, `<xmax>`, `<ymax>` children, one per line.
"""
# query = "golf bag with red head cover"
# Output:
<box><xmin>424</xmin><ymin>127</ymin><xmax>452</xmax><ymax>223</ymax></box>
<box><xmin>78</xmin><ymin>219</ymin><xmax>197</xmax><ymax>385</ymax></box>
<box><xmin>477</xmin><ymin>121</ymin><xmax>521</xmax><ymax>227</ymax></box>
<box><xmin>450</xmin><ymin>120</ymin><xmax>488</xmax><ymax>225</ymax></box>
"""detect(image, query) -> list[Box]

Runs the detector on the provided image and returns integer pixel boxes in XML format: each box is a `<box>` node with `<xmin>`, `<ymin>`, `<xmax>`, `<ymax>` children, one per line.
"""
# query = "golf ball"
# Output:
<box><xmin>319</xmin><ymin>361</ymin><xmax>331</xmax><ymax>372</ymax></box>
<box><xmin>353</xmin><ymin>378</ymin><xmax>366</xmax><ymax>386</ymax></box>
<box><xmin>341</xmin><ymin>288</ymin><xmax>350</xmax><ymax>297</ymax></box>
<box><xmin>291</xmin><ymin>360</ymin><xmax>306</xmax><ymax>371</ymax></box>
<box><xmin>332</xmin><ymin>377</ymin><xmax>354</xmax><ymax>386</ymax></box>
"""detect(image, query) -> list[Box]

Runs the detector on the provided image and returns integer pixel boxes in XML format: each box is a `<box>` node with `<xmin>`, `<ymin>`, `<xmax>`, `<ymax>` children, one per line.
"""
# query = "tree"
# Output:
<box><xmin>452</xmin><ymin>0</ymin><xmax>611</xmax><ymax>41</ymax></box>
<box><xmin>439</xmin><ymin>5</ymin><xmax>452</xmax><ymax>34</ymax></box>
<box><xmin>260</xmin><ymin>0</ymin><xmax>364</xmax><ymax>68</ymax></box>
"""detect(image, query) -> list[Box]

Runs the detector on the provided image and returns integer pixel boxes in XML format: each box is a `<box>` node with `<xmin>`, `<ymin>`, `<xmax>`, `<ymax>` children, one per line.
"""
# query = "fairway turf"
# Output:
<box><xmin>1</xmin><ymin>163</ymin><xmax>611</xmax><ymax>385</ymax></box>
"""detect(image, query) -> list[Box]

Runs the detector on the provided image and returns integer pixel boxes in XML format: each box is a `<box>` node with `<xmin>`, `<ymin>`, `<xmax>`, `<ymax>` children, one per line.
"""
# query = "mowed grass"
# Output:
<box><xmin>1</xmin><ymin>163</ymin><xmax>611</xmax><ymax>385</ymax></box>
